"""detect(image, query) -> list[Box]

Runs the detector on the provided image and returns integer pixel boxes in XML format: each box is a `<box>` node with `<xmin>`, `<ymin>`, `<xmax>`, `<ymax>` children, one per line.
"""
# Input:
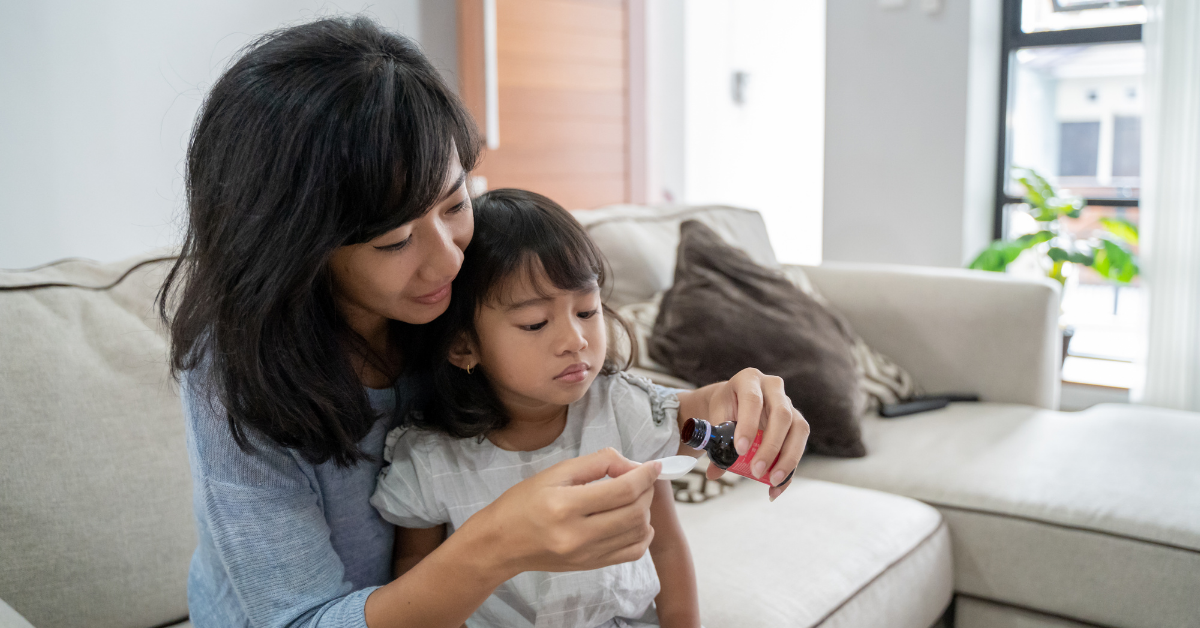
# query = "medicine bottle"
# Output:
<box><xmin>680</xmin><ymin>418</ymin><xmax>795</xmax><ymax>487</ymax></box>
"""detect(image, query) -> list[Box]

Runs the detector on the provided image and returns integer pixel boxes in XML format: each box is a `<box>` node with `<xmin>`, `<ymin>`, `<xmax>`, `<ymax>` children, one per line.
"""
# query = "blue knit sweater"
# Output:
<box><xmin>182</xmin><ymin>370</ymin><xmax>401</xmax><ymax>628</ymax></box>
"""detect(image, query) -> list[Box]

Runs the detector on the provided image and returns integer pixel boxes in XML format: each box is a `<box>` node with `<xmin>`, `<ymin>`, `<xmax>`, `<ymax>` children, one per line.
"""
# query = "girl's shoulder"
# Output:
<box><xmin>382</xmin><ymin>412</ymin><xmax>481</xmax><ymax>466</ymax></box>
<box><xmin>587</xmin><ymin>371</ymin><xmax>679</xmax><ymax>428</ymax></box>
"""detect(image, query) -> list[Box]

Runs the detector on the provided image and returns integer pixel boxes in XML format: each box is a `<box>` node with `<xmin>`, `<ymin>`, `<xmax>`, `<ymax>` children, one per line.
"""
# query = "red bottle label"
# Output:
<box><xmin>724</xmin><ymin>430</ymin><xmax>781</xmax><ymax>485</ymax></box>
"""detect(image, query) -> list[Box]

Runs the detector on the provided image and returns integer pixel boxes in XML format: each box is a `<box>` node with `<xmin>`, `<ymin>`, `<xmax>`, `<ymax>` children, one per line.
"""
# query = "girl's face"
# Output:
<box><xmin>329</xmin><ymin>156</ymin><xmax>473</xmax><ymax>330</ymax></box>
<box><xmin>462</xmin><ymin>265</ymin><xmax>607</xmax><ymax>414</ymax></box>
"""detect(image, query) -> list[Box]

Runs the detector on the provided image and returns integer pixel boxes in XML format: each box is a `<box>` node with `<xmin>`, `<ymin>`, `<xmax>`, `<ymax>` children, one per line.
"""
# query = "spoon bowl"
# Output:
<box><xmin>650</xmin><ymin>455</ymin><xmax>699</xmax><ymax>481</ymax></box>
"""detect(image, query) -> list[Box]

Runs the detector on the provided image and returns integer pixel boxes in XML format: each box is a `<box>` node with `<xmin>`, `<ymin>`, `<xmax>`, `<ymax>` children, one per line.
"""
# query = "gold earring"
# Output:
<box><xmin>466</xmin><ymin>363</ymin><xmax>474</xmax><ymax>375</ymax></box>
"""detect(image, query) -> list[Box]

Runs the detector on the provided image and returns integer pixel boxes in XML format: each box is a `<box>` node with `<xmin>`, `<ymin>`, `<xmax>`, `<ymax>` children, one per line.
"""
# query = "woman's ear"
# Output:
<box><xmin>446</xmin><ymin>334</ymin><xmax>479</xmax><ymax>371</ymax></box>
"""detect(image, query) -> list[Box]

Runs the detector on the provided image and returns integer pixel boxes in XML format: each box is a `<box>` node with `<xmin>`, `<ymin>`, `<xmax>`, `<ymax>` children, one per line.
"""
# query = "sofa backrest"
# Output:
<box><xmin>0</xmin><ymin>252</ymin><xmax>193</xmax><ymax>628</ymax></box>
<box><xmin>573</xmin><ymin>204</ymin><xmax>778</xmax><ymax>308</ymax></box>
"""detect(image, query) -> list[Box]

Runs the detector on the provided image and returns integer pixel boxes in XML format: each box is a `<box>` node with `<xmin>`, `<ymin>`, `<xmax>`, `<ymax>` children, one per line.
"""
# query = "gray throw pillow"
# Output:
<box><xmin>650</xmin><ymin>221</ymin><xmax>867</xmax><ymax>457</ymax></box>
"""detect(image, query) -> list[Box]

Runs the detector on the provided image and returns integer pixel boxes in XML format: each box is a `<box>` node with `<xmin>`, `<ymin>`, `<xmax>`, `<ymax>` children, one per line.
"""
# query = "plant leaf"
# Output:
<box><xmin>968</xmin><ymin>231</ymin><xmax>1053</xmax><ymax>272</ymax></box>
<box><xmin>1100</xmin><ymin>217</ymin><xmax>1139</xmax><ymax>246</ymax></box>
<box><xmin>1092</xmin><ymin>240</ymin><xmax>1140</xmax><ymax>284</ymax></box>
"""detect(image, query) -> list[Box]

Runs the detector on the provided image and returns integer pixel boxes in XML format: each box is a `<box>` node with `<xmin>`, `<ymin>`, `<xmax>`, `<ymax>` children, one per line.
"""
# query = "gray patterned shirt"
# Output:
<box><xmin>370</xmin><ymin>372</ymin><xmax>681</xmax><ymax>628</ymax></box>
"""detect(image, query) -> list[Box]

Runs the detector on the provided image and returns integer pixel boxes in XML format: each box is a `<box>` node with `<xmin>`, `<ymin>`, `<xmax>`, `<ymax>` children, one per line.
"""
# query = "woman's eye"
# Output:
<box><xmin>447</xmin><ymin>200</ymin><xmax>469</xmax><ymax>215</ymax></box>
<box><xmin>520</xmin><ymin>321</ymin><xmax>548</xmax><ymax>332</ymax></box>
<box><xmin>375</xmin><ymin>237</ymin><xmax>411</xmax><ymax>252</ymax></box>
<box><xmin>577</xmin><ymin>309</ymin><xmax>600</xmax><ymax>320</ymax></box>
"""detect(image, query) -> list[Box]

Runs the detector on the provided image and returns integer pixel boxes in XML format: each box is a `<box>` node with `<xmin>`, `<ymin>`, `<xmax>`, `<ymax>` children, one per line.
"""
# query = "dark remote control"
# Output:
<box><xmin>878</xmin><ymin>393</ymin><xmax>979</xmax><ymax>418</ymax></box>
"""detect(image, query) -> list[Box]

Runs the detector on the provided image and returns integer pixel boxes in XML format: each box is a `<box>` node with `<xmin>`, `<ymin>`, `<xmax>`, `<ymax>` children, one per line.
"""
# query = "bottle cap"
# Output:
<box><xmin>681</xmin><ymin>418</ymin><xmax>712</xmax><ymax>449</ymax></box>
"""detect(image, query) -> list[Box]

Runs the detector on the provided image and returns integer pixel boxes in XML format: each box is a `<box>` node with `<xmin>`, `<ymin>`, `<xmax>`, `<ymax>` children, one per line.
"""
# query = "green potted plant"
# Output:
<box><xmin>968</xmin><ymin>167</ymin><xmax>1140</xmax><ymax>358</ymax></box>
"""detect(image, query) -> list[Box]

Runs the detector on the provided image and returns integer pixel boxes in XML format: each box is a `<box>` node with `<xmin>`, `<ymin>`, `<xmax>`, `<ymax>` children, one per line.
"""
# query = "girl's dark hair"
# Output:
<box><xmin>158</xmin><ymin>16</ymin><xmax>481</xmax><ymax>466</ymax></box>
<box><xmin>416</xmin><ymin>189</ymin><xmax>634</xmax><ymax>439</ymax></box>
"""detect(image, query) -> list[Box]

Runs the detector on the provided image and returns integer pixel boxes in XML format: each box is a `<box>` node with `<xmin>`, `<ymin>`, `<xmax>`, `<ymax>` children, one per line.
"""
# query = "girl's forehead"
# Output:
<box><xmin>489</xmin><ymin>263</ymin><xmax>599</xmax><ymax>310</ymax></box>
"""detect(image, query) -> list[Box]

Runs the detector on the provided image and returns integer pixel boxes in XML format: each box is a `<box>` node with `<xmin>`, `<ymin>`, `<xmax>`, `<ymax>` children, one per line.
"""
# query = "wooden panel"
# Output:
<box><xmin>465</xmin><ymin>0</ymin><xmax>630</xmax><ymax>208</ymax></box>
<box><xmin>478</xmin><ymin>148</ymin><xmax>625</xmax><ymax>177</ymax></box>
<box><xmin>498</xmin><ymin>118</ymin><xmax>624</xmax><ymax>149</ymax></box>
<box><xmin>498</xmin><ymin>87</ymin><xmax>624</xmax><ymax>120</ymax></box>
<box><xmin>483</xmin><ymin>174</ymin><xmax>627</xmax><ymax>210</ymax></box>
<box><xmin>498</xmin><ymin>27</ymin><xmax>625</xmax><ymax>64</ymax></box>
<box><xmin>498</xmin><ymin>57</ymin><xmax>625</xmax><ymax>92</ymax></box>
<box><xmin>457</xmin><ymin>0</ymin><xmax>487</xmax><ymax>139</ymax></box>
<box><xmin>499</xmin><ymin>0</ymin><xmax>624</xmax><ymax>36</ymax></box>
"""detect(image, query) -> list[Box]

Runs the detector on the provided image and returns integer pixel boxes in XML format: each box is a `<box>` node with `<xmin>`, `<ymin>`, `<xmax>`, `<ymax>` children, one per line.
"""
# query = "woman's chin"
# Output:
<box><xmin>389</xmin><ymin>299</ymin><xmax>451</xmax><ymax>325</ymax></box>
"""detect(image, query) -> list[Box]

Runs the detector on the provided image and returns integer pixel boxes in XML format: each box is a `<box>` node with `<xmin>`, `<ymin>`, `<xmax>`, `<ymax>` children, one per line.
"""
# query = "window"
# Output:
<box><xmin>1059</xmin><ymin>121</ymin><xmax>1100</xmax><ymax>176</ymax></box>
<box><xmin>996</xmin><ymin>0</ymin><xmax>1144</xmax><ymax>388</ymax></box>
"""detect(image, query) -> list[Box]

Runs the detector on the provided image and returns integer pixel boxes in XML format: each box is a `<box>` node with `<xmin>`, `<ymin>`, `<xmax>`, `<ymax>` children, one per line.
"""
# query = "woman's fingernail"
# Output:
<box><xmin>752</xmin><ymin>460</ymin><xmax>767</xmax><ymax>479</ymax></box>
<box><xmin>769</xmin><ymin>492</ymin><xmax>778</xmax><ymax>503</ymax></box>
<box><xmin>770</xmin><ymin>470</ymin><xmax>786</xmax><ymax>486</ymax></box>
<box><xmin>736</xmin><ymin>438</ymin><xmax>750</xmax><ymax>454</ymax></box>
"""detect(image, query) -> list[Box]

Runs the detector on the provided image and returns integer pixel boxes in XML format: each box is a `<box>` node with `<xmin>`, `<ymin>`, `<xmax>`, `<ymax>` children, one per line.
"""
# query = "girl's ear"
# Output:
<box><xmin>446</xmin><ymin>334</ymin><xmax>479</xmax><ymax>371</ymax></box>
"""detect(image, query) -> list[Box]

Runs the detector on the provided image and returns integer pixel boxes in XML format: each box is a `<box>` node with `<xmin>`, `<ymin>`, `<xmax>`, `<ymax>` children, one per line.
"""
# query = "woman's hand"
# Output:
<box><xmin>459</xmin><ymin>447</ymin><xmax>662</xmax><ymax>580</ymax></box>
<box><xmin>676</xmin><ymin>368</ymin><xmax>810</xmax><ymax>501</ymax></box>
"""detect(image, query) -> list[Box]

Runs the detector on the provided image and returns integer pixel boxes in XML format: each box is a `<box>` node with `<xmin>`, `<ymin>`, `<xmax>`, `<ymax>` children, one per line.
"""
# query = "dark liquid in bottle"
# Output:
<box><xmin>681</xmin><ymin>418</ymin><xmax>795</xmax><ymax>487</ymax></box>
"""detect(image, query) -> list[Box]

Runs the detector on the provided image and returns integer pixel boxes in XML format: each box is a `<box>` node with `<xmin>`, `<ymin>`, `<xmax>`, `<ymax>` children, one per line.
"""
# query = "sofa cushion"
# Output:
<box><xmin>573</xmin><ymin>204</ymin><xmax>778</xmax><ymax>308</ymax></box>
<box><xmin>650</xmin><ymin>220</ymin><xmax>866</xmax><ymax>457</ymax></box>
<box><xmin>676</xmin><ymin>478</ymin><xmax>952</xmax><ymax>628</ymax></box>
<box><xmin>799</xmin><ymin>402</ymin><xmax>1200</xmax><ymax>628</ymax></box>
<box><xmin>0</xmin><ymin>252</ymin><xmax>193</xmax><ymax>628</ymax></box>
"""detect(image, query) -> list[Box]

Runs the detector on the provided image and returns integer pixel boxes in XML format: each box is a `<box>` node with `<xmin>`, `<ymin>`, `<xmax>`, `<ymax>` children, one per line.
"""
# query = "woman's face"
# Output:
<box><xmin>329</xmin><ymin>155</ymin><xmax>473</xmax><ymax>331</ymax></box>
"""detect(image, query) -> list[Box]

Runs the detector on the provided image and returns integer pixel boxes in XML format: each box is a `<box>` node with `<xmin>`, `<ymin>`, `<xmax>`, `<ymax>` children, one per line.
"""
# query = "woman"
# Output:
<box><xmin>161</xmin><ymin>16</ymin><xmax>809</xmax><ymax>628</ymax></box>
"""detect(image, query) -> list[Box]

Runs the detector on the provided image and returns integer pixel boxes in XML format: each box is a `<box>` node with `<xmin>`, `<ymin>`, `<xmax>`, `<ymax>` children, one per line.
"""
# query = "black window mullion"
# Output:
<box><xmin>993</xmin><ymin>0</ymin><xmax>1143</xmax><ymax>240</ymax></box>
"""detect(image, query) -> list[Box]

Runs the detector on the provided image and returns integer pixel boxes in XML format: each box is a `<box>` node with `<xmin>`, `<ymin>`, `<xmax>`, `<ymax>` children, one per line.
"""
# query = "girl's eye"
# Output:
<box><xmin>521</xmin><ymin>321</ymin><xmax>548</xmax><ymax>332</ymax></box>
<box><xmin>375</xmin><ymin>236</ymin><xmax>411</xmax><ymax>252</ymax></box>
<box><xmin>577</xmin><ymin>309</ymin><xmax>600</xmax><ymax>320</ymax></box>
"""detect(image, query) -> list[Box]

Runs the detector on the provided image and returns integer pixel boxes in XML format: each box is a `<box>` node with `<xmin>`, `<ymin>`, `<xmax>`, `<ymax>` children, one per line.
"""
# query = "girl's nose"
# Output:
<box><xmin>557</xmin><ymin>319</ymin><xmax>588</xmax><ymax>355</ymax></box>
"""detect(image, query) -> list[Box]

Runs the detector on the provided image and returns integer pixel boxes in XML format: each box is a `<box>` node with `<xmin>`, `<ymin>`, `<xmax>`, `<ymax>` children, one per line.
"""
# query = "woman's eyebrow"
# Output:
<box><xmin>439</xmin><ymin>172</ymin><xmax>467</xmax><ymax>202</ymax></box>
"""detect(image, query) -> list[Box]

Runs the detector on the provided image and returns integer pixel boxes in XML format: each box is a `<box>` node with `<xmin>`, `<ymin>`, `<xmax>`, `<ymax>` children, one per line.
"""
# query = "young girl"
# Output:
<box><xmin>370</xmin><ymin>189</ymin><xmax>700</xmax><ymax>628</ymax></box>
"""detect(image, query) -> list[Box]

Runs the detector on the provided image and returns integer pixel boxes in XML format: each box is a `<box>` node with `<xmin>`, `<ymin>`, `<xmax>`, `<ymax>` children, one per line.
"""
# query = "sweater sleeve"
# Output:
<box><xmin>182</xmin><ymin>371</ymin><xmax>379</xmax><ymax>628</ymax></box>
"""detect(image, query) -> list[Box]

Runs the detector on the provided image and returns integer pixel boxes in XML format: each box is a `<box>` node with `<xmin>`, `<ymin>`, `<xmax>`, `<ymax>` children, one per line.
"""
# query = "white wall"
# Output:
<box><xmin>0</xmin><ymin>0</ymin><xmax>453</xmax><ymax>269</ymax></box>
<box><xmin>643</xmin><ymin>0</ymin><xmax>826</xmax><ymax>266</ymax></box>
<box><xmin>822</xmin><ymin>0</ymin><xmax>1000</xmax><ymax>268</ymax></box>
<box><xmin>681</xmin><ymin>0</ymin><xmax>826</xmax><ymax>266</ymax></box>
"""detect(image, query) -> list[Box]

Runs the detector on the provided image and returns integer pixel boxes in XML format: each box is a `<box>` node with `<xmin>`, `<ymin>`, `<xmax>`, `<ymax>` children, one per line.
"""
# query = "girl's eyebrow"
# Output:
<box><xmin>504</xmin><ymin>295</ymin><xmax>553</xmax><ymax>312</ymax></box>
<box><xmin>503</xmin><ymin>286</ymin><xmax>598</xmax><ymax>312</ymax></box>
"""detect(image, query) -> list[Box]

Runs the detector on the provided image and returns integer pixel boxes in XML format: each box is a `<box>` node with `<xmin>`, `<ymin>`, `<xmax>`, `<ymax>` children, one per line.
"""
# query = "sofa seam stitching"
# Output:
<box><xmin>929</xmin><ymin>502</ymin><xmax>1200</xmax><ymax>555</ymax></box>
<box><xmin>809</xmin><ymin>518</ymin><xmax>949</xmax><ymax>628</ymax></box>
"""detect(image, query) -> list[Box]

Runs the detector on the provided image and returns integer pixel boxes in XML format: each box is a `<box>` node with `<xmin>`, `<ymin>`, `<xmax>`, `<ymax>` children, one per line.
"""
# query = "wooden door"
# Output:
<box><xmin>459</xmin><ymin>0</ymin><xmax>631</xmax><ymax>209</ymax></box>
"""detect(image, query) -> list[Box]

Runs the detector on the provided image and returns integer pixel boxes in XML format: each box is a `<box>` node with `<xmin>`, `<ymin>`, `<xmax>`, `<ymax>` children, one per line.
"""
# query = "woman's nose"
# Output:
<box><xmin>419</xmin><ymin>215</ymin><xmax>464</xmax><ymax>283</ymax></box>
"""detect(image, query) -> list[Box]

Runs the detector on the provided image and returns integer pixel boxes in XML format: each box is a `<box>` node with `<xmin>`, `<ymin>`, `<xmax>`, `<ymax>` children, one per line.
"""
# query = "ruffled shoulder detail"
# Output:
<box><xmin>616</xmin><ymin>370</ymin><xmax>679</xmax><ymax>427</ymax></box>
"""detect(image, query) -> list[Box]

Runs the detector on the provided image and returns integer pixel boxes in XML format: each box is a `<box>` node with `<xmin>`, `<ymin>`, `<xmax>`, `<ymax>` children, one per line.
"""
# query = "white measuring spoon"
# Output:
<box><xmin>648</xmin><ymin>455</ymin><xmax>699</xmax><ymax>481</ymax></box>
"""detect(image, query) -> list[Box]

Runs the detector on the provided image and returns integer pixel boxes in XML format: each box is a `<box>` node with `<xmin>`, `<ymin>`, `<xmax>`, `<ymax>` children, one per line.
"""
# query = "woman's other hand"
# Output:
<box><xmin>459</xmin><ymin>447</ymin><xmax>661</xmax><ymax>579</ymax></box>
<box><xmin>677</xmin><ymin>368</ymin><xmax>810</xmax><ymax>501</ymax></box>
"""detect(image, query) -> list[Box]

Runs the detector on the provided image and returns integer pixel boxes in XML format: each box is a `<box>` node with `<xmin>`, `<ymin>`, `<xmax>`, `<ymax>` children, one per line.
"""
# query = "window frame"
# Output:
<box><xmin>992</xmin><ymin>0</ymin><xmax>1144</xmax><ymax>239</ymax></box>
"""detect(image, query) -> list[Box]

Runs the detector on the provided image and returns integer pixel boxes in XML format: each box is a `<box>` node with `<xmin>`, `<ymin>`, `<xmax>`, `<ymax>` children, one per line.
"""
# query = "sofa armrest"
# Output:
<box><xmin>0</xmin><ymin>598</ymin><xmax>34</xmax><ymax>628</ymax></box>
<box><xmin>794</xmin><ymin>263</ymin><xmax>1061</xmax><ymax>409</ymax></box>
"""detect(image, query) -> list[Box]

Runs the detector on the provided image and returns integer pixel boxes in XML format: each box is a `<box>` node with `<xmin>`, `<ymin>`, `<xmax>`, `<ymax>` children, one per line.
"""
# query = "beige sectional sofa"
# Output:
<box><xmin>1</xmin><ymin>205</ymin><xmax>1196</xmax><ymax>628</ymax></box>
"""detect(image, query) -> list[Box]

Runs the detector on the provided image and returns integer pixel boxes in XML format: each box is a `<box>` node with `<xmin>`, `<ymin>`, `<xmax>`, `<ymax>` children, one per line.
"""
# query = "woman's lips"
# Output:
<box><xmin>554</xmin><ymin>363</ymin><xmax>590</xmax><ymax>383</ymax></box>
<box><xmin>412</xmin><ymin>283</ymin><xmax>451</xmax><ymax>305</ymax></box>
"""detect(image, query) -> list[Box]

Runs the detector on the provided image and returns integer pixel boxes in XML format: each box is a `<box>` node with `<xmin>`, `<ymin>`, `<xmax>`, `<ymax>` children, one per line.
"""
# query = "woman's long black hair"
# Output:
<box><xmin>158</xmin><ymin>16</ymin><xmax>480</xmax><ymax>466</ymax></box>
<box><xmin>415</xmin><ymin>189</ymin><xmax>634</xmax><ymax>439</ymax></box>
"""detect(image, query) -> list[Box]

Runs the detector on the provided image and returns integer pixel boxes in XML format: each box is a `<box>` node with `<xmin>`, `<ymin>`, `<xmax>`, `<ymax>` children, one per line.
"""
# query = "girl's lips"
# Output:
<box><xmin>554</xmin><ymin>363</ymin><xmax>589</xmax><ymax>383</ymax></box>
<box><xmin>412</xmin><ymin>283</ymin><xmax>451</xmax><ymax>305</ymax></box>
